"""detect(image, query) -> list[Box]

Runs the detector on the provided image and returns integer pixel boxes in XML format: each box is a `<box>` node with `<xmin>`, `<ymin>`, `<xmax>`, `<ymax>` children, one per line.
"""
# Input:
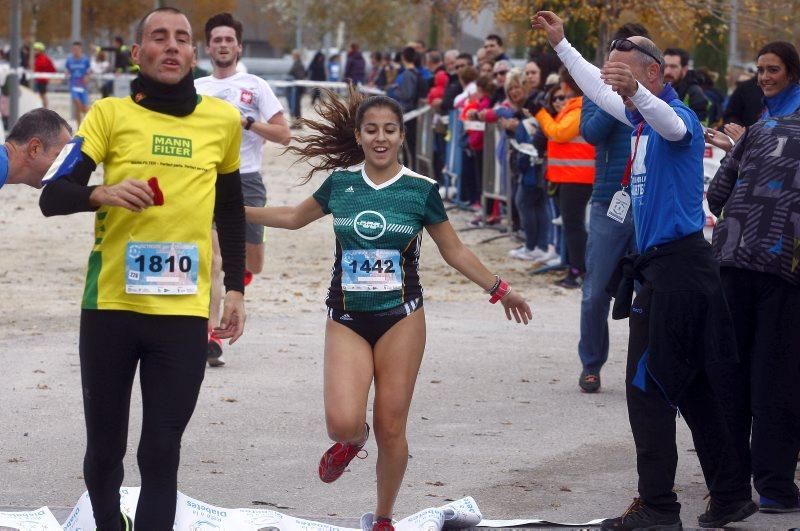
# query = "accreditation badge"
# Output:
<box><xmin>607</xmin><ymin>190</ymin><xmax>631</xmax><ymax>224</ymax></box>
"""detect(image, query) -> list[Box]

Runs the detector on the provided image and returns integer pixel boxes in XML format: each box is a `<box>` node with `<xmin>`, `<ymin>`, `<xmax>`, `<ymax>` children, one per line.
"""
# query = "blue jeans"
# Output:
<box><xmin>514</xmin><ymin>184</ymin><xmax>548</xmax><ymax>251</ymax></box>
<box><xmin>578</xmin><ymin>200</ymin><xmax>635</xmax><ymax>373</ymax></box>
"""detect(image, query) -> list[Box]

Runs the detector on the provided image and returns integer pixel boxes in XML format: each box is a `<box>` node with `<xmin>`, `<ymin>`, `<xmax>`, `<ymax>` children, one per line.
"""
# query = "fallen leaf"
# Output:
<box><xmin>252</xmin><ymin>501</ymin><xmax>294</xmax><ymax>509</ymax></box>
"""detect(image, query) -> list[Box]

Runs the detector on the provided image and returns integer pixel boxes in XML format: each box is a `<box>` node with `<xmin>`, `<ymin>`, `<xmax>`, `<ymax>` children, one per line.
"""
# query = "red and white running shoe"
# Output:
<box><xmin>318</xmin><ymin>423</ymin><xmax>369</xmax><ymax>483</ymax></box>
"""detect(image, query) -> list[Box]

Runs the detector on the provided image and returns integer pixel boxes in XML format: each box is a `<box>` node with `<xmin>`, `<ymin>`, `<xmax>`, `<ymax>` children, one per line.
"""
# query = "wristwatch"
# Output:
<box><xmin>244</xmin><ymin>116</ymin><xmax>255</xmax><ymax>130</ymax></box>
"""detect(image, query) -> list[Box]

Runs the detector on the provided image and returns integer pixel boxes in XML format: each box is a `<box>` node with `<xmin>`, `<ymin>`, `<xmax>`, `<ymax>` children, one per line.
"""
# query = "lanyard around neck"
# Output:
<box><xmin>621</xmin><ymin>122</ymin><xmax>646</xmax><ymax>188</ymax></box>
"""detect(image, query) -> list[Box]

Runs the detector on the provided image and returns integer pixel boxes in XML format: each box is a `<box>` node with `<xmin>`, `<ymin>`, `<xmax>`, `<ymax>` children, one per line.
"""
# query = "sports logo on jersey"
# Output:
<box><xmin>345</xmin><ymin>186</ymin><xmax>355</xmax><ymax>193</ymax></box>
<box><xmin>240</xmin><ymin>89</ymin><xmax>253</xmax><ymax>104</ymax></box>
<box><xmin>353</xmin><ymin>210</ymin><xmax>387</xmax><ymax>240</ymax></box>
<box><xmin>152</xmin><ymin>135</ymin><xmax>192</xmax><ymax>158</ymax></box>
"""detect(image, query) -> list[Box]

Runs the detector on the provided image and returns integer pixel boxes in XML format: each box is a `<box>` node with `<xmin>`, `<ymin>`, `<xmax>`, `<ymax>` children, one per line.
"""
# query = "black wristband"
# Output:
<box><xmin>244</xmin><ymin>116</ymin><xmax>255</xmax><ymax>130</ymax></box>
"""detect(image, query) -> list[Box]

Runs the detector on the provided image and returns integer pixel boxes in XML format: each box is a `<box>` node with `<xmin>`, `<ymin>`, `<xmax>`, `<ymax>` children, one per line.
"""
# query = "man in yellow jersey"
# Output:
<box><xmin>39</xmin><ymin>7</ymin><xmax>246</xmax><ymax>531</ymax></box>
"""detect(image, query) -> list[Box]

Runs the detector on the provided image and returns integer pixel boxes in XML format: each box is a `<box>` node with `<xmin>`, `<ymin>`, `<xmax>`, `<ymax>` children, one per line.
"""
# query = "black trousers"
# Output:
<box><xmin>721</xmin><ymin>267</ymin><xmax>800</xmax><ymax>506</ymax></box>
<box><xmin>404</xmin><ymin>117</ymin><xmax>418</xmax><ymax>171</ymax></box>
<box><xmin>432</xmin><ymin>131</ymin><xmax>446</xmax><ymax>186</ymax></box>
<box><xmin>626</xmin><ymin>284</ymin><xmax>751</xmax><ymax>513</ymax></box>
<box><xmin>80</xmin><ymin>310</ymin><xmax>208</xmax><ymax>531</ymax></box>
<box><xmin>558</xmin><ymin>183</ymin><xmax>592</xmax><ymax>272</ymax></box>
<box><xmin>458</xmin><ymin>148</ymin><xmax>482</xmax><ymax>205</ymax></box>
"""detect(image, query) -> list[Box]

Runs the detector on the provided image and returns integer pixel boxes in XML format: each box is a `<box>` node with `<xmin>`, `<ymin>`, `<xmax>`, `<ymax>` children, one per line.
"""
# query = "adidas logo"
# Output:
<box><xmin>345</xmin><ymin>186</ymin><xmax>355</xmax><ymax>193</ymax></box>
<box><xmin>339</xmin><ymin>313</ymin><xmax>353</xmax><ymax>321</ymax></box>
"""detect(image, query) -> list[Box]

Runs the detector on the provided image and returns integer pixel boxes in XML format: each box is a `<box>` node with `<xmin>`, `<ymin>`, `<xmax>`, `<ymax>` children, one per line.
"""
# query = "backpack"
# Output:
<box><xmin>407</xmin><ymin>68</ymin><xmax>429</xmax><ymax>102</ymax></box>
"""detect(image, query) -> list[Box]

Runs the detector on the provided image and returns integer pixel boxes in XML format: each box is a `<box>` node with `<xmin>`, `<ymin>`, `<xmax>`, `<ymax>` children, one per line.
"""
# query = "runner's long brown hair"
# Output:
<box><xmin>287</xmin><ymin>85</ymin><xmax>405</xmax><ymax>184</ymax></box>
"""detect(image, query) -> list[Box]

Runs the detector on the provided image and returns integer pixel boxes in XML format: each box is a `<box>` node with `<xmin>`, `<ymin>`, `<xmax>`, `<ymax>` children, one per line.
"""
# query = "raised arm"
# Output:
<box><xmin>244</xmin><ymin>195</ymin><xmax>326</xmax><ymax>230</ymax></box>
<box><xmin>552</xmin><ymin>40</ymin><xmax>631</xmax><ymax>126</ymax></box>
<box><xmin>532</xmin><ymin>12</ymin><xmax>630</xmax><ymax>125</ymax></box>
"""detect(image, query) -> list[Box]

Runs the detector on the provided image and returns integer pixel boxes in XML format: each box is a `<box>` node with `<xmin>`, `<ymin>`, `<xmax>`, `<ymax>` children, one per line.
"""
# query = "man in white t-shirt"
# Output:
<box><xmin>196</xmin><ymin>12</ymin><xmax>291</xmax><ymax>366</ymax></box>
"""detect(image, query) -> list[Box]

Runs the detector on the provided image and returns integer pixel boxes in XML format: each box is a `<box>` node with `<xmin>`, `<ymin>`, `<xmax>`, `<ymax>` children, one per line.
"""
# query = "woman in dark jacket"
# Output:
<box><xmin>707</xmin><ymin>110</ymin><xmax>800</xmax><ymax>514</ymax></box>
<box><xmin>288</xmin><ymin>50</ymin><xmax>307</xmax><ymax>127</ymax></box>
<box><xmin>308</xmin><ymin>51</ymin><xmax>327</xmax><ymax>105</ymax></box>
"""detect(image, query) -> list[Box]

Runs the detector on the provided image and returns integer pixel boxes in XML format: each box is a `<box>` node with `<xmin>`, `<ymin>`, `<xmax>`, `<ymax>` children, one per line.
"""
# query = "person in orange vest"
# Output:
<box><xmin>527</xmin><ymin>66</ymin><xmax>595</xmax><ymax>288</ymax></box>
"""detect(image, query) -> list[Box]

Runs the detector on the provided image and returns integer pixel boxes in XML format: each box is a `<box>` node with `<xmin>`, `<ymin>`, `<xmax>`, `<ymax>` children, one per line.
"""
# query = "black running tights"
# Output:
<box><xmin>80</xmin><ymin>310</ymin><xmax>207</xmax><ymax>531</ymax></box>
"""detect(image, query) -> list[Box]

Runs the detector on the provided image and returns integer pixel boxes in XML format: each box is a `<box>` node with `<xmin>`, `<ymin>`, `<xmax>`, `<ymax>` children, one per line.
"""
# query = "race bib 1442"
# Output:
<box><xmin>341</xmin><ymin>249</ymin><xmax>402</xmax><ymax>292</ymax></box>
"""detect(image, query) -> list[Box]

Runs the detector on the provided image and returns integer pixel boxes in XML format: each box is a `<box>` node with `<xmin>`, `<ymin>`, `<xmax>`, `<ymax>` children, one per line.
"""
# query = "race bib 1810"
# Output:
<box><xmin>125</xmin><ymin>242</ymin><xmax>199</xmax><ymax>295</ymax></box>
<box><xmin>341</xmin><ymin>249</ymin><xmax>402</xmax><ymax>292</ymax></box>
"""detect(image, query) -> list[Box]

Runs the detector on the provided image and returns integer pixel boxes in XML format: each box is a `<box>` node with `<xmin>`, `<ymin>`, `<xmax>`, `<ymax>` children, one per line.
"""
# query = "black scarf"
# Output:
<box><xmin>130</xmin><ymin>72</ymin><xmax>198</xmax><ymax>116</ymax></box>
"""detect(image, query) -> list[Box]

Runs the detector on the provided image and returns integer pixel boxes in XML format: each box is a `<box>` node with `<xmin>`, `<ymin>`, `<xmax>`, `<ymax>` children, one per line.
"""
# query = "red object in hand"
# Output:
<box><xmin>147</xmin><ymin>177</ymin><xmax>164</xmax><ymax>206</ymax></box>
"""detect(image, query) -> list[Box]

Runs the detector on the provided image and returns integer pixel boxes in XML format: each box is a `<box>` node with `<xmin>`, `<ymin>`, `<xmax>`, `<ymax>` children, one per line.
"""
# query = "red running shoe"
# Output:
<box><xmin>372</xmin><ymin>518</ymin><xmax>394</xmax><ymax>531</ymax></box>
<box><xmin>244</xmin><ymin>269</ymin><xmax>254</xmax><ymax>287</ymax></box>
<box><xmin>318</xmin><ymin>423</ymin><xmax>369</xmax><ymax>483</ymax></box>
<box><xmin>207</xmin><ymin>334</ymin><xmax>225</xmax><ymax>367</ymax></box>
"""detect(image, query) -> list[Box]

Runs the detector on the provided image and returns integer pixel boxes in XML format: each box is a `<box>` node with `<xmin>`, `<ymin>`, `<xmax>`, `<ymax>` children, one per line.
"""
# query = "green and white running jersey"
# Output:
<box><xmin>313</xmin><ymin>163</ymin><xmax>448</xmax><ymax>312</ymax></box>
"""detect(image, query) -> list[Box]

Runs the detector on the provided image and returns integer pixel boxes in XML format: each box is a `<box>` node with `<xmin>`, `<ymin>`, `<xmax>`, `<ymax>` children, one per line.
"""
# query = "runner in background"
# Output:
<box><xmin>64</xmin><ymin>41</ymin><xmax>92</xmax><ymax>126</ymax></box>
<box><xmin>246</xmin><ymin>86</ymin><xmax>531</xmax><ymax>531</ymax></box>
<box><xmin>32</xmin><ymin>42</ymin><xmax>56</xmax><ymax>108</ymax></box>
<box><xmin>195</xmin><ymin>12</ymin><xmax>291</xmax><ymax>367</ymax></box>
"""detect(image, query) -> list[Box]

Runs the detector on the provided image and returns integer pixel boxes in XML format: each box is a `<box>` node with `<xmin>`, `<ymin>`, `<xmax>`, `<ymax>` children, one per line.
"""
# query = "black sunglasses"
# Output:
<box><xmin>493</xmin><ymin>70</ymin><xmax>509</xmax><ymax>77</ymax></box>
<box><xmin>553</xmin><ymin>95</ymin><xmax>566</xmax><ymax>101</ymax></box>
<box><xmin>610</xmin><ymin>38</ymin><xmax>662</xmax><ymax>66</ymax></box>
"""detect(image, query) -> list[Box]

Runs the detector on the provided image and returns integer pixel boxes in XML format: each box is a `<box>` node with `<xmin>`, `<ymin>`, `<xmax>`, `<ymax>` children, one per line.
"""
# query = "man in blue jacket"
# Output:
<box><xmin>534</xmin><ymin>11</ymin><xmax>757</xmax><ymax>530</ymax></box>
<box><xmin>388</xmin><ymin>46</ymin><xmax>423</xmax><ymax>168</ymax></box>
<box><xmin>576</xmin><ymin>24</ymin><xmax>647</xmax><ymax>393</ymax></box>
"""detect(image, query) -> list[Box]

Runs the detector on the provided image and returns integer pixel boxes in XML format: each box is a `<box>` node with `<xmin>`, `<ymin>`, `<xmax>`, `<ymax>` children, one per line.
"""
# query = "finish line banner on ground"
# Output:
<box><xmin>0</xmin><ymin>491</ymin><xmax>606</xmax><ymax>530</ymax></box>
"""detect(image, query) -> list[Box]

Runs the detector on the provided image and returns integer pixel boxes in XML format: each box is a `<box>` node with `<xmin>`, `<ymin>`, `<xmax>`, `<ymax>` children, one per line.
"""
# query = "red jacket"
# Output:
<box><xmin>34</xmin><ymin>52</ymin><xmax>56</xmax><ymax>84</ymax></box>
<box><xmin>461</xmin><ymin>96</ymin><xmax>491</xmax><ymax>151</ymax></box>
<box><xmin>427</xmin><ymin>70</ymin><xmax>449</xmax><ymax>104</ymax></box>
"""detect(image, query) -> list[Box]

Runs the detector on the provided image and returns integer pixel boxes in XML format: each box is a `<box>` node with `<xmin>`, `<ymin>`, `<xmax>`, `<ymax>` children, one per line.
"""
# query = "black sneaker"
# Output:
<box><xmin>601</xmin><ymin>498</ymin><xmax>682</xmax><ymax>530</ymax></box>
<box><xmin>579</xmin><ymin>370</ymin><xmax>601</xmax><ymax>393</ymax></box>
<box><xmin>697</xmin><ymin>497</ymin><xmax>758</xmax><ymax>528</ymax></box>
<box><xmin>556</xmin><ymin>268</ymin><xmax>583</xmax><ymax>289</ymax></box>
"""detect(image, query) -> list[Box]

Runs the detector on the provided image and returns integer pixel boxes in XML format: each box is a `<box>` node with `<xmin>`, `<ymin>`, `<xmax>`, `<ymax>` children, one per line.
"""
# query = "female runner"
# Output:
<box><xmin>246</xmin><ymin>87</ymin><xmax>532</xmax><ymax>531</ymax></box>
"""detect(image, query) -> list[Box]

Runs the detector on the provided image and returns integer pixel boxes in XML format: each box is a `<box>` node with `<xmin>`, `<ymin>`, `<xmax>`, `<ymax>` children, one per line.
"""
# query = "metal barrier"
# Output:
<box><xmin>480</xmin><ymin>123</ymin><xmax>513</xmax><ymax>238</ymax></box>
<box><xmin>413</xmin><ymin>106</ymin><xmax>435</xmax><ymax>178</ymax></box>
<box><xmin>443</xmin><ymin>110</ymin><xmax>463</xmax><ymax>204</ymax></box>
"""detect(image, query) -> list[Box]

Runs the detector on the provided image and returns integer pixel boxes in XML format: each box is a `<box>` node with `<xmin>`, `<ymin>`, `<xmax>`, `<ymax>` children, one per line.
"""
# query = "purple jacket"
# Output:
<box><xmin>345</xmin><ymin>51</ymin><xmax>366</xmax><ymax>84</ymax></box>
